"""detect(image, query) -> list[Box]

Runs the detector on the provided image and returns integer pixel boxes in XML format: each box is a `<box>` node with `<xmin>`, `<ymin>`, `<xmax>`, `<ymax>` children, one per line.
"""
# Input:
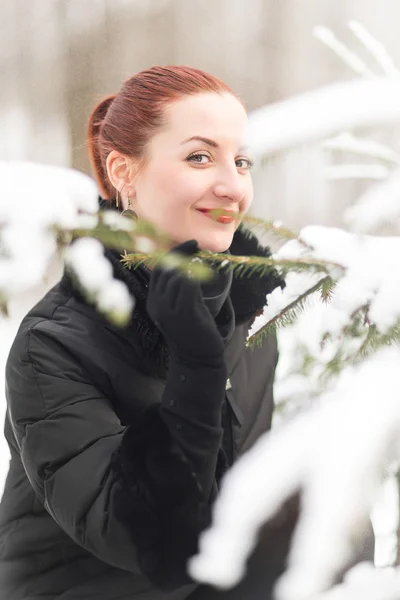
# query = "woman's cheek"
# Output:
<box><xmin>242</xmin><ymin>192</ymin><xmax>253</xmax><ymax>213</ymax></box>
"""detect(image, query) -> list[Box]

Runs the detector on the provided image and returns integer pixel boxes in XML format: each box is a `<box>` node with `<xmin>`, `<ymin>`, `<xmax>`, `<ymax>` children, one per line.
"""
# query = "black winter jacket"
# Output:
<box><xmin>0</xmin><ymin>206</ymin><xmax>371</xmax><ymax>600</ymax></box>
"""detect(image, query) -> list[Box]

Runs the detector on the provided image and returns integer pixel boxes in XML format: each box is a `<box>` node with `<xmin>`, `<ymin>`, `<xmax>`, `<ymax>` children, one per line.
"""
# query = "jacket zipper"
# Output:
<box><xmin>224</xmin><ymin>378</ymin><xmax>243</xmax><ymax>465</ymax></box>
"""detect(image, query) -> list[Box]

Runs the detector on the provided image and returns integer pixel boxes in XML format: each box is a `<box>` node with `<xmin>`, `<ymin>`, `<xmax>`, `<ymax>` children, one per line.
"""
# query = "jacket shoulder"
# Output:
<box><xmin>9</xmin><ymin>281</ymin><xmax>126</xmax><ymax>362</ymax></box>
<box><xmin>5</xmin><ymin>284</ymin><xmax>117</xmax><ymax>426</ymax></box>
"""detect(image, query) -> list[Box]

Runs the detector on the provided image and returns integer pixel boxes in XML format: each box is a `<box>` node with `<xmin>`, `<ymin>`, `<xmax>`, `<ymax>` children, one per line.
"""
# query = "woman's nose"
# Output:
<box><xmin>213</xmin><ymin>167</ymin><xmax>247</xmax><ymax>203</ymax></box>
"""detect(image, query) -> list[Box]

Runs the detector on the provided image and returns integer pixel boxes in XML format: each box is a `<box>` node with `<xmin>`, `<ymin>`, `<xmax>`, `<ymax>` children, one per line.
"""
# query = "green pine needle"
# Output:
<box><xmin>246</xmin><ymin>276</ymin><xmax>331</xmax><ymax>350</ymax></box>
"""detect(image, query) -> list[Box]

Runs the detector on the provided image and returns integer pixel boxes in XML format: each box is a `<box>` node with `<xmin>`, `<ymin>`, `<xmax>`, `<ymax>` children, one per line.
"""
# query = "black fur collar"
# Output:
<box><xmin>59</xmin><ymin>199</ymin><xmax>284</xmax><ymax>371</ymax></box>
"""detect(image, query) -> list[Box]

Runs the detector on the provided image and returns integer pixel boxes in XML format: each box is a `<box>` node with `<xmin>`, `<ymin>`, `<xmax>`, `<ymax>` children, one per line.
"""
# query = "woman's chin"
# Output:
<box><xmin>197</xmin><ymin>231</ymin><xmax>234</xmax><ymax>253</ymax></box>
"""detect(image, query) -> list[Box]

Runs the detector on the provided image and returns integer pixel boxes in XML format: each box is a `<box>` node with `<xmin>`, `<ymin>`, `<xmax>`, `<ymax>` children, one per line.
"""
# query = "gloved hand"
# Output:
<box><xmin>146</xmin><ymin>240</ymin><xmax>226</xmax><ymax>366</ymax></box>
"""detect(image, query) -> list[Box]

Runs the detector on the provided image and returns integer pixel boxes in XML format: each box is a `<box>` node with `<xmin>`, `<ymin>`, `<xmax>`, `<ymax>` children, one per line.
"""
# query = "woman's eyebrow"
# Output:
<box><xmin>180</xmin><ymin>136</ymin><xmax>248</xmax><ymax>151</ymax></box>
<box><xmin>181</xmin><ymin>136</ymin><xmax>218</xmax><ymax>148</ymax></box>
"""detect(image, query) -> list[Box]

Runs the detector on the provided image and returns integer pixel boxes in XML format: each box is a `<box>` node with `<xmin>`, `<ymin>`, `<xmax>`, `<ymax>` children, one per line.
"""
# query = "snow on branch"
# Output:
<box><xmin>0</xmin><ymin>161</ymin><xmax>216</xmax><ymax>322</ymax></box>
<box><xmin>189</xmin><ymin>347</ymin><xmax>400</xmax><ymax>600</ymax></box>
<box><xmin>0</xmin><ymin>162</ymin><xmax>96</xmax><ymax>302</ymax></box>
<box><xmin>0</xmin><ymin>161</ymin><xmax>136</xmax><ymax>323</ymax></box>
<box><xmin>246</xmin><ymin>78</ymin><xmax>400</xmax><ymax>157</ymax></box>
<box><xmin>65</xmin><ymin>238</ymin><xmax>134</xmax><ymax>325</ymax></box>
<box><xmin>247</xmin><ymin>227</ymin><xmax>400</xmax><ymax>378</ymax></box>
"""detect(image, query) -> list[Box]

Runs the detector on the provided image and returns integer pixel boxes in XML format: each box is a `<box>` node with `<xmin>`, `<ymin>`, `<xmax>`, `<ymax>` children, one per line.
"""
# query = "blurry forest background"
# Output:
<box><xmin>2</xmin><ymin>0</ymin><xmax>400</xmax><ymax>230</ymax></box>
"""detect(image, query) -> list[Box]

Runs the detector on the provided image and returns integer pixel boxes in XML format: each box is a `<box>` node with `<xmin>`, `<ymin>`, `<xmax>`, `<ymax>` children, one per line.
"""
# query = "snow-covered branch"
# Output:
<box><xmin>0</xmin><ymin>161</ymin><xmax>140</xmax><ymax>324</ymax></box>
<box><xmin>189</xmin><ymin>347</ymin><xmax>400</xmax><ymax>600</ymax></box>
<box><xmin>247</xmin><ymin>226</ymin><xmax>400</xmax><ymax>383</ymax></box>
<box><xmin>246</xmin><ymin>78</ymin><xmax>400</xmax><ymax>157</ymax></box>
<box><xmin>0</xmin><ymin>161</ymin><xmax>217</xmax><ymax>322</ymax></box>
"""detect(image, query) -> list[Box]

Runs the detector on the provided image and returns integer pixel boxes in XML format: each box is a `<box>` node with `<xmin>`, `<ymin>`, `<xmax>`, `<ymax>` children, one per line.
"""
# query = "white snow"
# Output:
<box><xmin>0</xmin><ymin>160</ymin><xmax>134</xmax><ymax>322</ymax></box>
<box><xmin>0</xmin><ymin>161</ymin><xmax>98</xmax><ymax>227</ymax></box>
<box><xmin>65</xmin><ymin>237</ymin><xmax>134</xmax><ymax>323</ymax></box>
<box><xmin>246</xmin><ymin>78</ymin><xmax>400</xmax><ymax>157</ymax></box>
<box><xmin>189</xmin><ymin>347</ymin><xmax>400</xmax><ymax>600</ymax></box>
<box><xmin>253</xmin><ymin>226</ymin><xmax>400</xmax><ymax>340</ymax></box>
<box><xmin>0</xmin><ymin>161</ymin><xmax>98</xmax><ymax>298</ymax></box>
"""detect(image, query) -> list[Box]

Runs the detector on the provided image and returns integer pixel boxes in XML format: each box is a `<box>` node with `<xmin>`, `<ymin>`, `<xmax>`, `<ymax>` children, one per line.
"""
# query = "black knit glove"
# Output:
<box><xmin>146</xmin><ymin>240</ymin><xmax>225</xmax><ymax>365</ymax></box>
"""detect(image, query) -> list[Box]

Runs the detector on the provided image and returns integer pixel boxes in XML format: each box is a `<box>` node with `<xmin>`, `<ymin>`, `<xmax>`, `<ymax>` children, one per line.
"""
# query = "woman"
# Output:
<box><xmin>0</xmin><ymin>66</ymin><xmax>370</xmax><ymax>600</ymax></box>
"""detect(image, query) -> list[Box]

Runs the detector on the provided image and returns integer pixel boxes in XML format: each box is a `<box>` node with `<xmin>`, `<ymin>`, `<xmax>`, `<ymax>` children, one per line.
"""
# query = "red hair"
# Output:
<box><xmin>87</xmin><ymin>65</ymin><xmax>243</xmax><ymax>200</ymax></box>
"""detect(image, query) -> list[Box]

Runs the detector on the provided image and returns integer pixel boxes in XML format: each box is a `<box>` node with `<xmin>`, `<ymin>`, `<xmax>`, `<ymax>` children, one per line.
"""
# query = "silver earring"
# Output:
<box><xmin>121</xmin><ymin>193</ymin><xmax>138</xmax><ymax>221</ymax></box>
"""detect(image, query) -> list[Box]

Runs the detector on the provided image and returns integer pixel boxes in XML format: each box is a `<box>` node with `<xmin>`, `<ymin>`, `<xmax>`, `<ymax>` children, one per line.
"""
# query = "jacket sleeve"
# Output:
<box><xmin>6</xmin><ymin>322</ymin><xmax>227</xmax><ymax>591</ymax></box>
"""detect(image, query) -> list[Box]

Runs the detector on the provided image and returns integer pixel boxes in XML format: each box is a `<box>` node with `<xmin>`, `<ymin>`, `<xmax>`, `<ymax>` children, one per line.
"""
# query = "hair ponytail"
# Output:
<box><xmin>87</xmin><ymin>95</ymin><xmax>116</xmax><ymax>200</ymax></box>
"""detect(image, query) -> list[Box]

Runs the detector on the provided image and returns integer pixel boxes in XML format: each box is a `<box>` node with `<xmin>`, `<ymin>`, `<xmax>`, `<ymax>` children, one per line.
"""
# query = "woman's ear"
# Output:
<box><xmin>106</xmin><ymin>151</ymin><xmax>136</xmax><ymax>202</ymax></box>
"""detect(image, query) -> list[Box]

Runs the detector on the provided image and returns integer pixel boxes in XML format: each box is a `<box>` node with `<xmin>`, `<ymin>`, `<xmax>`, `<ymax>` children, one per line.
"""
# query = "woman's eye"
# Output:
<box><xmin>186</xmin><ymin>153</ymin><xmax>254</xmax><ymax>169</ymax></box>
<box><xmin>187</xmin><ymin>153</ymin><xmax>210</xmax><ymax>164</ymax></box>
<box><xmin>236</xmin><ymin>157</ymin><xmax>254</xmax><ymax>170</ymax></box>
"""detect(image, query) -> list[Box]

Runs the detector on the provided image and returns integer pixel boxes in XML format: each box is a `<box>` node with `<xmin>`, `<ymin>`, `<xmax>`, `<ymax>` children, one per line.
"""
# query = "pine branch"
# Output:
<box><xmin>0</xmin><ymin>292</ymin><xmax>8</xmax><ymax>318</ymax></box>
<box><xmin>241</xmin><ymin>215</ymin><xmax>300</xmax><ymax>244</ymax></box>
<box><xmin>354</xmin><ymin>319</ymin><xmax>400</xmax><ymax>362</ymax></box>
<box><xmin>321</xmin><ymin>348</ymin><xmax>347</xmax><ymax>382</ymax></box>
<box><xmin>58</xmin><ymin>225</ymin><xmax>138</xmax><ymax>253</ymax></box>
<box><xmin>57</xmin><ymin>212</ymin><xmax>351</xmax><ymax>346</ymax></box>
<box><xmin>298</xmin><ymin>308</ymin><xmax>400</xmax><ymax>386</ymax></box>
<box><xmin>59</xmin><ymin>208</ymin><xmax>173</xmax><ymax>254</ymax></box>
<box><xmin>246</xmin><ymin>276</ymin><xmax>332</xmax><ymax>350</ymax></box>
<box><xmin>320</xmin><ymin>276</ymin><xmax>336</xmax><ymax>302</ymax></box>
<box><xmin>65</xmin><ymin>213</ymin><xmax>344</xmax><ymax>285</ymax></box>
<box><xmin>123</xmin><ymin>248</ymin><xmax>344</xmax><ymax>283</ymax></box>
<box><xmin>121</xmin><ymin>251</ymin><xmax>215</xmax><ymax>281</ymax></box>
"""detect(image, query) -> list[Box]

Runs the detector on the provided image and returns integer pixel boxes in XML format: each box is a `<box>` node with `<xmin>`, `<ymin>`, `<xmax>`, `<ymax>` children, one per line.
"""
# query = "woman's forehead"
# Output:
<box><xmin>161</xmin><ymin>93</ymin><xmax>248</xmax><ymax>144</ymax></box>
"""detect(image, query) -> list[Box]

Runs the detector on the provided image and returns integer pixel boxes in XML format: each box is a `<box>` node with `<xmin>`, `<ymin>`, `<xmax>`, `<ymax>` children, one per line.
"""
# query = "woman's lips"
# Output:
<box><xmin>196</xmin><ymin>209</ymin><xmax>236</xmax><ymax>224</ymax></box>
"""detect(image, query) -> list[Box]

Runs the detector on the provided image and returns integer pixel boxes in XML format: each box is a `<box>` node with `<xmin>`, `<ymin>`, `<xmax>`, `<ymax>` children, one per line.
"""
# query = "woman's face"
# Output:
<box><xmin>131</xmin><ymin>92</ymin><xmax>253</xmax><ymax>253</ymax></box>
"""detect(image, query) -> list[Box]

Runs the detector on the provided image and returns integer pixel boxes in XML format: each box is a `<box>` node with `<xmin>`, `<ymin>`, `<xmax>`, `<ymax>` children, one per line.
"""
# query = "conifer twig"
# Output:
<box><xmin>241</xmin><ymin>215</ymin><xmax>299</xmax><ymax>243</ymax></box>
<box><xmin>246</xmin><ymin>276</ymin><xmax>332</xmax><ymax>349</ymax></box>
